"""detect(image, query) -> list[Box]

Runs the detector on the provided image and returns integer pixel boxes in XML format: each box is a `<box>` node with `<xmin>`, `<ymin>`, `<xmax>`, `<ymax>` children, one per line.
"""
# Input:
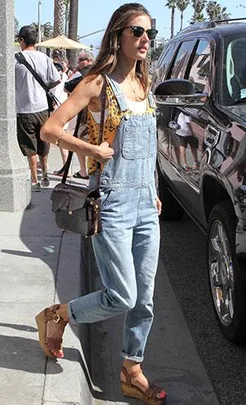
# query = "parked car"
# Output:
<box><xmin>152</xmin><ymin>20</ymin><xmax>246</xmax><ymax>344</ymax></box>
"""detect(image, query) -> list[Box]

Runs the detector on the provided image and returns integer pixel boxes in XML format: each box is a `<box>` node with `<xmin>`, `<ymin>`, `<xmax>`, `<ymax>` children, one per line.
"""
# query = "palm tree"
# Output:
<box><xmin>176</xmin><ymin>0</ymin><xmax>189</xmax><ymax>31</ymax></box>
<box><xmin>67</xmin><ymin>0</ymin><xmax>79</xmax><ymax>68</ymax></box>
<box><xmin>53</xmin><ymin>0</ymin><xmax>65</xmax><ymax>37</ymax></box>
<box><xmin>190</xmin><ymin>13</ymin><xmax>205</xmax><ymax>23</ymax></box>
<box><xmin>206</xmin><ymin>1</ymin><xmax>221</xmax><ymax>20</ymax></box>
<box><xmin>43</xmin><ymin>22</ymin><xmax>53</xmax><ymax>39</ymax></box>
<box><xmin>206</xmin><ymin>1</ymin><xmax>230</xmax><ymax>21</ymax></box>
<box><xmin>191</xmin><ymin>0</ymin><xmax>207</xmax><ymax>22</ymax></box>
<box><xmin>217</xmin><ymin>6</ymin><xmax>230</xmax><ymax>20</ymax></box>
<box><xmin>31</xmin><ymin>22</ymin><xmax>53</xmax><ymax>41</ymax></box>
<box><xmin>68</xmin><ymin>0</ymin><xmax>78</xmax><ymax>41</ymax></box>
<box><xmin>64</xmin><ymin>0</ymin><xmax>70</xmax><ymax>35</ymax></box>
<box><xmin>166</xmin><ymin>0</ymin><xmax>177</xmax><ymax>38</ymax></box>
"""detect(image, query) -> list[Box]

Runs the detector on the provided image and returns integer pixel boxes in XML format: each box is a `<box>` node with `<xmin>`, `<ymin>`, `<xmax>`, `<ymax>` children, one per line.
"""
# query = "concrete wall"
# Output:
<box><xmin>0</xmin><ymin>0</ymin><xmax>30</xmax><ymax>211</ymax></box>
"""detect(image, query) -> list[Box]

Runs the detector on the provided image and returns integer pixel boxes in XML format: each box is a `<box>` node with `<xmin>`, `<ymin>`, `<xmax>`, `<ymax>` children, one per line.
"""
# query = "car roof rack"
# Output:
<box><xmin>214</xmin><ymin>17</ymin><xmax>246</xmax><ymax>24</ymax></box>
<box><xmin>176</xmin><ymin>17</ymin><xmax>246</xmax><ymax>36</ymax></box>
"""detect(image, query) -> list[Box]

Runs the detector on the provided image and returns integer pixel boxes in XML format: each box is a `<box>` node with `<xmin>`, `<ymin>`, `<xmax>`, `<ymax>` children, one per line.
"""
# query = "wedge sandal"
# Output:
<box><xmin>121</xmin><ymin>365</ymin><xmax>167</xmax><ymax>405</ymax></box>
<box><xmin>35</xmin><ymin>304</ymin><xmax>68</xmax><ymax>359</ymax></box>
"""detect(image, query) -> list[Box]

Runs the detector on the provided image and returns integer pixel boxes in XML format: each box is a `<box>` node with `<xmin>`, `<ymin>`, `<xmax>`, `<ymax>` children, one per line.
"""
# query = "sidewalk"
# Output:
<box><xmin>80</xmin><ymin>240</ymin><xmax>220</xmax><ymax>405</ymax></box>
<box><xmin>0</xmin><ymin>146</ymin><xmax>93</xmax><ymax>405</ymax></box>
<box><xmin>0</xmin><ymin>145</ymin><xmax>220</xmax><ymax>405</ymax></box>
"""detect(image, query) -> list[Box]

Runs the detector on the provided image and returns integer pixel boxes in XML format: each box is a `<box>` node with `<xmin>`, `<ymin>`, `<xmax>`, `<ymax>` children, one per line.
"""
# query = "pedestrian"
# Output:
<box><xmin>176</xmin><ymin>112</ymin><xmax>199</xmax><ymax>171</ymax></box>
<box><xmin>65</xmin><ymin>50</ymin><xmax>95</xmax><ymax>180</ymax></box>
<box><xmin>50</xmin><ymin>62</ymin><xmax>68</xmax><ymax>106</ymax></box>
<box><xmin>15</xmin><ymin>25</ymin><xmax>61</xmax><ymax>191</ymax></box>
<box><xmin>50</xmin><ymin>62</ymin><xmax>70</xmax><ymax>176</ymax></box>
<box><xmin>61</xmin><ymin>57</ymin><xmax>73</xmax><ymax>79</ymax></box>
<box><xmin>51</xmin><ymin>49</ymin><xmax>62</xmax><ymax>64</ymax></box>
<box><xmin>36</xmin><ymin>3</ymin><xmax>167</xmax><ymax>404</ymax></box>
<box><xmin>72</xmin><ymin>50</ymin><xmax>94</xmax><ymax>78</ymax></box>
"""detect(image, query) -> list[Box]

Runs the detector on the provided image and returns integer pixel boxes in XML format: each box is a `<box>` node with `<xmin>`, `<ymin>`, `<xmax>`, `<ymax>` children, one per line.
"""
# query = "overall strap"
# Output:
<box><xmin>148</xmin><ymin>91</ymin><xmax>156</xmax><ymax>109</ymax></box>
<box><xmin>105</xmin><ymin>75</ymin><xmax>128</xmax><ymax>112</ymax></box>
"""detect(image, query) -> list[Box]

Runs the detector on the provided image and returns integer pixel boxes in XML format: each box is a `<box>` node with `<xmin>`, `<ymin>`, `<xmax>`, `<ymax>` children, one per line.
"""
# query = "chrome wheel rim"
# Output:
<box><xmin>208</xmin><ymin>219</ymin><xmax>234</xmax><ymax>326</ymax></box>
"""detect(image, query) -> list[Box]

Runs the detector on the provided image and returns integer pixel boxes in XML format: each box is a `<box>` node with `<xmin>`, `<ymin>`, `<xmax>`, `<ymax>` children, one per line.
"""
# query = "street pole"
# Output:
<box><xmin>78</xmin><ymin>29</ymin><xmax>105</xmax><ymax>40</ymax></box>
<box><xmin>38</xmin><ymin>0</ymin><xmax>42</xmax><ymax>43</ymax></box>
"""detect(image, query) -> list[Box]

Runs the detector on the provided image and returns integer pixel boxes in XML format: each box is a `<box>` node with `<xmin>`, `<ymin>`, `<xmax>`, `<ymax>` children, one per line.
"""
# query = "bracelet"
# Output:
<box><xmin>55</xmin><ymin>130</ymin><xmax>65</xmax><ymax>146</ymax></box>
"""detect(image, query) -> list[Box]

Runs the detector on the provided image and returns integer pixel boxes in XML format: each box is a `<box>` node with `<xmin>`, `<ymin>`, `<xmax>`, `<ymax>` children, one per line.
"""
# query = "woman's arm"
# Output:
<box><xmin>41</xmin><ymin>75</ymin><xmax>114</xmax><ymax>164</ymax></box>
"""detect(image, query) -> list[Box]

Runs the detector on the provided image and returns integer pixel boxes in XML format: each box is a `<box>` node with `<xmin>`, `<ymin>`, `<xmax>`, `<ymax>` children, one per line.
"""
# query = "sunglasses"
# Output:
<box><xmin>78</xmin><ymin>57</ymin><xmax>89</xmax><ymax>62</ymax></box>
<box><xmin>124</xmin><ymin>26</ymin><xmax>158</xmax><ymax>40</ymax></box>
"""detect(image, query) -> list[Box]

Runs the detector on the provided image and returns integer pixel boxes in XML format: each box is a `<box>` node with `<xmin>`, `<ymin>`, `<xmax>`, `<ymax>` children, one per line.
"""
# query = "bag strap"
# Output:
<box><xmin>61</xmin><ymin>78</ymin><xmax>107</xmax><ymax>185</ymax></box>
<box><xmin>15</xmin><ymin>52</ymin><xmax>49</xmax><ymax>92</ymax></box>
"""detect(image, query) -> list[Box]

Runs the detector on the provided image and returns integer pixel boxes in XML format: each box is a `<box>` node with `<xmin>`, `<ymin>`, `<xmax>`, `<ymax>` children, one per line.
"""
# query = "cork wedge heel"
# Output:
<box><xmin>120</xmin><ymin>365</ymin><xmax>167</xmax><ymax>405</ymax></box>
<box><xmin>35</xmin><ymin>304</ymin><xmax>68</xmax><ymax>359</ymax></box>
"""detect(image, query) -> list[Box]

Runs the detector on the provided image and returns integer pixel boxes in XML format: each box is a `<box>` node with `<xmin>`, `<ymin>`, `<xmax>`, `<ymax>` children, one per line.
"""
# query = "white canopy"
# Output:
<box><xmin>36</xmin><ymin>35</ymin><xmax>90</xmax><ymax>50</ymax></box>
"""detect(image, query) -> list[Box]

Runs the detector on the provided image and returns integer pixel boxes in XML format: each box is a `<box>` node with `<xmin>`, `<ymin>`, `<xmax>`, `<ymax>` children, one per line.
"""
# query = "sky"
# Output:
<box><xmin>14</xmin><ymin>0</ymin><xmax>246</xmax><ymax>48</ymax></box>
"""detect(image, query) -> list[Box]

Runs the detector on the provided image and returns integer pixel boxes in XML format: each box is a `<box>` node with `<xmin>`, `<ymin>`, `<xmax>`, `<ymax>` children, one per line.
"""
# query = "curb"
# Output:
<box><xmin>80</xmin><ymin>237</ymin><xmax>116</xmax><ymax>403</ymax></box>
<box><xmin>43</xmin><ymin>232</ymin><xmax>95</xmax><ymax>405</ymax></box>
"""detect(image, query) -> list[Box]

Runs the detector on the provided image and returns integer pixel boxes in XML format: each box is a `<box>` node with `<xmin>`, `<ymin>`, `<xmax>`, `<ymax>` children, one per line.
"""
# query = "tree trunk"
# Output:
<box><xmin>67</xmin><ymin>0</ymin><xmax>79</xmax><ymax>68</ymax></box>
<box><xmin>171</xmin><ymin>6</ymin><xmax>175</xmax><ymax>38</ymax></box>
<box><xmin>180</xmin><ymin>11</ymin><xmax>184</xmax><ymax>30</ymax></box>
<box><xmin>53</xmin><ymin>0</ymin><xmax>65</xmax><ymax>37</ymax></box>
<box><xmin>65</xmin><ymin>2</ymin><xmax>69</xmax><ymax>36</ymax></box>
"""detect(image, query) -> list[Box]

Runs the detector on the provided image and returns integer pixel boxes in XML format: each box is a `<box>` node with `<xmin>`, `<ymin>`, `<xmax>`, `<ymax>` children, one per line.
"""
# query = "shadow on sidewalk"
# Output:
<box><xmin>1</xmin><ymin>183</ymin><xmax>135</xmax><ymax>402</ymax></box>
<box><xmin>0</xmin><ymin>334</ymin><xmax>63</xmax><ymax>374</ymax></box>
<box><xmin>0</xmin><ymin>186</ymin><xmax>88</xmax><ymax>376</ymax></box>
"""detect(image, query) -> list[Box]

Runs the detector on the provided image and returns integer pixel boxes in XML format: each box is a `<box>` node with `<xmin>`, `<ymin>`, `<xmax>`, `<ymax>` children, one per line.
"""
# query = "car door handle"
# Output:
<box><xmin>204</xmin><ymin>125</ymin><xmax>220</xmax><ymax>147</ymax></box>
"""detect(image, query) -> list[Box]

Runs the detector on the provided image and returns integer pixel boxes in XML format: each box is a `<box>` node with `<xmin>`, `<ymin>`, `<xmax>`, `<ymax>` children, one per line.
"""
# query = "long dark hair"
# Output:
<box><xmin>88</xmin><ymin>3</ymin><xmax>152</xmax><ymax>94</ymax></box>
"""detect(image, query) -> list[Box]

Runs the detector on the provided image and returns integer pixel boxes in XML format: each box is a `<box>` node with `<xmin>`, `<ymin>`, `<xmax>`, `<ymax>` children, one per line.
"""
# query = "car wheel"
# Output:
<box><xmin>157</xmin><ymin>164</ymin><xmax>184</xmax><ymax>221</ymax></box>
<box><xmin>207</xmin><ymin>201</ymin><xmax>246</xmax><ymax>344</ymax></box>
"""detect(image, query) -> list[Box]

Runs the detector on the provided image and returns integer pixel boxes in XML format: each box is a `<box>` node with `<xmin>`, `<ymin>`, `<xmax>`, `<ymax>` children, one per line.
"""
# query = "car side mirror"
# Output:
<box><xmin>154</xmin><ymin>79</ymin><xmax>207</xmax><ymax>107</ymax></box>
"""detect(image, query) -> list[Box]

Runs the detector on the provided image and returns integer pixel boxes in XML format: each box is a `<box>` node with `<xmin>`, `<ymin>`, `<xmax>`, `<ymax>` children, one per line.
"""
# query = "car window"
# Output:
<box><xmin>223</xmin><ymin>36</ymin><xmax>246</xmax><ymax>105</ymax></box>
<box><xmin>186</xmin><ymin>39</ymin><xmax>211</xmax><ymax>93</ymax></box>
<box><xmin>169</xmin><ymin>40</ymin><xmax>196</xmax><ymax>79</ymax></box>
<box><xmin>151</xmin><ymin>41</ymin><xmax>178</xmax><ymax>90</ymax></box>
<box><xmin>157</xmin><ymin>41</ymin><xmax>177</xmax><ymax>79</ymax></box>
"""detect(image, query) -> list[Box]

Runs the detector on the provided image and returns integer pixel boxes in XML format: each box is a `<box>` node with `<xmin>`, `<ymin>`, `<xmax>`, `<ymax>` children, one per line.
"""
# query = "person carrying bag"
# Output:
<box><xmin>35</xmin><ymin>4</ymin><xmax>167</xmax><ymax>405</ymax></box>
<box><xmin>15</xmin><ymin>52</ymin><xmax>60</xmax><ymax>114</ymax></box>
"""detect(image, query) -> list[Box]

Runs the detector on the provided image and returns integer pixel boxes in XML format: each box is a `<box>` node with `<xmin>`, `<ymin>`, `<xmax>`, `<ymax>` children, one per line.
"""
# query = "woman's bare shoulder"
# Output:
<box><xmin>84</xmin><ymin>74</ymin><xmax>106</xmax><ymax>109</ymax></box>
<box><xmin>78</xmin><ymin>74</ymin><xmax>104</xmax><ymax>97</ymax></box>
<box><xmin>66</xmin><ymin>74</ymin><xmax>106</xmax><ymax>113</ymax></box>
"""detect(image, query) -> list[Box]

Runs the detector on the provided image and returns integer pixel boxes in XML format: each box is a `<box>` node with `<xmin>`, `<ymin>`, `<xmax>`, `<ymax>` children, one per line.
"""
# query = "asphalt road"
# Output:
<box><xmin>159</xmin><ymin>214</ymin><xmax>246</xmax><ymax>405</ymax></box>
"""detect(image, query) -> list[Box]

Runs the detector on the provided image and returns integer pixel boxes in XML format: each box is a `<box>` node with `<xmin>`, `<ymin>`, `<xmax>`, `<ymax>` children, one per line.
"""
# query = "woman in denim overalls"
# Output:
<box><xmin>36</xmin><ymin>3</ymin><xmax>167</xmax><ymax>404</ymax></box>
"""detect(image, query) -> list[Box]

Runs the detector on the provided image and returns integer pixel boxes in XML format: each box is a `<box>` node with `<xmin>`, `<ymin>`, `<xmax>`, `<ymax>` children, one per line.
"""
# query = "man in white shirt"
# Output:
<box><xmin>176</xmin><ymin>112</ymin><xmax>199</xmax><ymax>171</ymax></box>
<box><xmin>15</xmin><ymin>25</ymin><xmax>60</xmax><ymax>191</ymax></box>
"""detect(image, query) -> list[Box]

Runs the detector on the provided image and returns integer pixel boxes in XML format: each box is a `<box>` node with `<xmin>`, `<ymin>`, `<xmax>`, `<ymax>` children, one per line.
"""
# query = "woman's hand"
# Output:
<box><xmin>93</xmin><ymin>142</ymin><xmax>114</xmax><ymax>163</ymax></box>
<box><xmin>156</xmin><ymin>197</ymin><xmax>162</xmax><ymax>216</ymax></box>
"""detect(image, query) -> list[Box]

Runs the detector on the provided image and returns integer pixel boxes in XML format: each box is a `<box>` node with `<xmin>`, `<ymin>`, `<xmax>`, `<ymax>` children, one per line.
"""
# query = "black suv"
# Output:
<box><xmin>152</xmin><ymin>20</ymin><xmax>246</xmax><ymax>344</ymax></box>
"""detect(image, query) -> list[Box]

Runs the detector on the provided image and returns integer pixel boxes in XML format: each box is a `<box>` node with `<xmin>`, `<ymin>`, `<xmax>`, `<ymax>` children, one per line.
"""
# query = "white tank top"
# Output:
<box><xmin>89</xmin><ymin>98</ymin><xmax>147</xmax><ymax>124</ymax></box>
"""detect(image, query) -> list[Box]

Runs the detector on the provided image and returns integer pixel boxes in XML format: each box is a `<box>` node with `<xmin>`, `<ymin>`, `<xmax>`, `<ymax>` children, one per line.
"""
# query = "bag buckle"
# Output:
<box><xmin>53</xmin><ymin>314</ymin><xmax>61</xmax><ymax>323</ymax></box>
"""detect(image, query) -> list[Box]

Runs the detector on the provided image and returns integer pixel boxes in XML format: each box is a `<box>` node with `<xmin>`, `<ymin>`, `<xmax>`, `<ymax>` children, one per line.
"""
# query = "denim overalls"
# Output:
<box><xmin>68</xmin><ymin>76</ymin><xmax>160</xmax><ymax>363</ymax></box>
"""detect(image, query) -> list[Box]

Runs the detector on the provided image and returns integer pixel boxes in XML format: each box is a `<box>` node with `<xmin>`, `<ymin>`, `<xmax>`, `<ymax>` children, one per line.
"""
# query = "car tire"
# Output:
<box><xmin>157</xmin><ymin>164</ymin><xmax>184</xmax><ymax>221</ymax></box>
<box><xmin>207</xmin><ymin>201</ymin><xmax>246</xmax><ymax>344</ymax></box>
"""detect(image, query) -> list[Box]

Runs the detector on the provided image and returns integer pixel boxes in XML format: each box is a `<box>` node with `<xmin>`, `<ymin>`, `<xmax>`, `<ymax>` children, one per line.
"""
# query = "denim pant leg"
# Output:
<box><xmin>68</xmin><ymin>226</ymin><xmax>138</xmax><ymax>323</ymax></box>
<box><xmin>121</xmin><ymin>185</ymin><xmax>160</xmax><ymax>362</ymax></box>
